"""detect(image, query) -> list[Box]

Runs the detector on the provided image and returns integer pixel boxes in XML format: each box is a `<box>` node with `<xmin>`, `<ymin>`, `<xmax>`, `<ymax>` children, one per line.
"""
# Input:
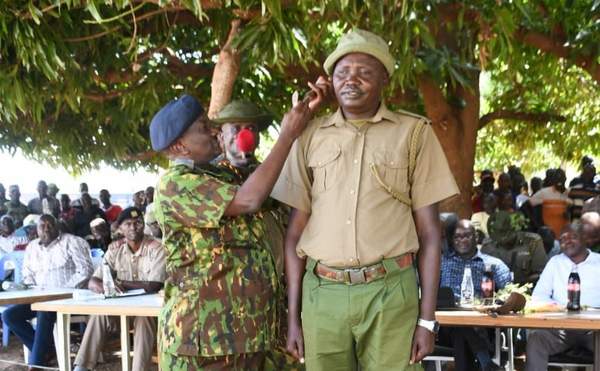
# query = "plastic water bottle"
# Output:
<box><xmin>102</xmin><ymin>261</ymin><xmax>117</xmax><ymax>298</ymax></box>
<box><xmin>460</xmin><ymin>265</ymin><xmax>474</xmax><ymax>307</ymax></box>
<box><xmin>567</xmin><ymin>265</ymin><xmax>581</xmax><ymax>312</ymax></box>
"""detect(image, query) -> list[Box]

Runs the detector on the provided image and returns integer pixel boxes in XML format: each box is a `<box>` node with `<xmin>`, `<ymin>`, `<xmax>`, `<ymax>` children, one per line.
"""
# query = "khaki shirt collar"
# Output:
<box><xmin>122</xmin><ymin>236</ymin><xmax>153</xmax><ymax>258</ymax></box>
<box><xmin>321</xmin><ymin>102</ymin><xmax>396</xmax><ymax>128</ymax></box>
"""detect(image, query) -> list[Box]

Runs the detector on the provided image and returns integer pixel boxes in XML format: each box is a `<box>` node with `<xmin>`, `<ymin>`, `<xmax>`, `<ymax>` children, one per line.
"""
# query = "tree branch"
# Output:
<box><xmin>515</xmin><ymin>28</ymin><xmax>600</xmax><ymax>83</ymax></box>
<box><xmin>207</xmin><ymin>19</ymin><xmax>242</xmax><ymax>118</ymax></box>
<box><xmin>478</xmin><ymin>109</ymin><xmax>566</xmax><ymax>129</ymax></box>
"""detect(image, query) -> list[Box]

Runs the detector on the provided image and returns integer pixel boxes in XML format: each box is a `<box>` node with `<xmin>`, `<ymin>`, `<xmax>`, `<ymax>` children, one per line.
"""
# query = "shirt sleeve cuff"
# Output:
<box><xmin>270</xmin><ymin>178</ymin><xmax>311</xmax><ymax>213</ymax></box>
<box><xmin>411</xmin><ymin>173</ymin><xmax>460</xmax><ymax>210</ymax></box>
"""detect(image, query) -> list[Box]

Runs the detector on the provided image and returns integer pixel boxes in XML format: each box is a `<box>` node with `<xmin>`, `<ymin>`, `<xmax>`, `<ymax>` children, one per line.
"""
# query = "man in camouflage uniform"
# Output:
<box><xmin>212</xmin><ymin>100</ymin><xmax>287</xmax><ymax>276</ymax></box>
<box><xmin>212</xmin><ymin>100</ymin><xmax>300</xmax><ymax>370</ymax></box>
<box><xmin>482</xmin><ymin>210</ymin><xmax>548</xmax><ymax>284</ymax></box>
<box><xmin>150</xmin><ymin>94</ymin><xmax>318</xmax><ymax>370</ymax></box>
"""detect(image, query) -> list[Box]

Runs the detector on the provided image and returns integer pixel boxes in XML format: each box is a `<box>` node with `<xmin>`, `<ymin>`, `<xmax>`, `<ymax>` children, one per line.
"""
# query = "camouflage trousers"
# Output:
<box><xmin>265</xmin><ymin>346</ymin><xmax>305</xmax><ymax>371</ymax></box>
<box><xmin>159</xmin><ymin>351</ymin><xmax>266</xmax><ymax>370</ymax></box>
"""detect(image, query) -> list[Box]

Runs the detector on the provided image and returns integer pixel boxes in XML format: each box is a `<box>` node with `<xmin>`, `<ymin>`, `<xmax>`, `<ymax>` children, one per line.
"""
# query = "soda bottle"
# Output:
<box><xmin>460</xmin><ymin>265</ymin><xmax>474</xmax><ymax>307</ymax></box>
<box><xmin>102</xmin><ymin>261</ymin><xmax>117</xmax><ymax>298</ymax></box>
<box><xmin>481</xmin><ymin>264</ymin><xmax>495</xmax><ymax>305</ymax></box>
<box><xmin>567</xmin><ymin>265</ymin><xmax>581</xmax><ymax>312</ymax></box>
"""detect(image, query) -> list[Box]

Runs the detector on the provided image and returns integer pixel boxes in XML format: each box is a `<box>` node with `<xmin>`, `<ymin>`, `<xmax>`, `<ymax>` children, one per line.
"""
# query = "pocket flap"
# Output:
<box><xmin>308</xmin><ymin>146</ymin><xmax>341</xmax><ymax>168</ymax></box>
<box><xmin>372</xmin><ymin>150</ymin><xmax>407</xmax><ymax>169</ymax></box>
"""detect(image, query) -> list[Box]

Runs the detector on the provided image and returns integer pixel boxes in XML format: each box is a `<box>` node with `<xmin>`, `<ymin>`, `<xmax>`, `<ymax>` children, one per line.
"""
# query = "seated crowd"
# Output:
<box><xmin>0</xmin><ymin>155</ymin><xmax>598</xmax><ymax>371</ymax></box>
<box><xmin>437</xmin><ymin>156</ymin><xmax>600</xmax><ymax>370</ymax></box>
<box><xmin>0</xmin><ymin>181</ymin><xmax>162</xmax><ymax>371</ymax></box>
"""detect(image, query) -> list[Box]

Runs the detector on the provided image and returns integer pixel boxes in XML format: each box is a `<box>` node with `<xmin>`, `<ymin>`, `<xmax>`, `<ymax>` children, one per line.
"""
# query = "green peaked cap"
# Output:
<box><xmin>212</xmin><ymin>100</ymin><xmax>273</xmax><ymax>131</ymax></box>
<box><xmin>323</xmin><ymin>28</ymin><xmax>395</xmax><ymax>76</ymax></box>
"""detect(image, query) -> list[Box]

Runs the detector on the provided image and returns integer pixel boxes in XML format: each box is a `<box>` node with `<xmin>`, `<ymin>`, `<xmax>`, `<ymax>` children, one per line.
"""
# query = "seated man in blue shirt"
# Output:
<box><xmin>438</xmin><ymin>219</ymin><xmax>511</xmax><ymax>371</ymax></box>
<box><xmin>525</xmin><ymin>222</ymin><xmax>600</xmax><ymax>371</ymax></box>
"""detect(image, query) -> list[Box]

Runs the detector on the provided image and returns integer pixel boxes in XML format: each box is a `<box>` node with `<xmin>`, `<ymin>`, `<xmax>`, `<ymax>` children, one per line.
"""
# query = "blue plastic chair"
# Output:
<box><xmin>90</xmin><ymin>248</ymin><xmax>104</xmax><ymax>258</ymax></box>
<box><xmin>0</xmin><ymin>251</ymin><xmax>26</xmax><ymax>347</ymax></box>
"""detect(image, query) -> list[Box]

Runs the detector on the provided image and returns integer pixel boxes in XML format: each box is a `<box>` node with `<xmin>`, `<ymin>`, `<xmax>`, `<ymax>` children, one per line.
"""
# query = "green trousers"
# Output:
<box><xmin>302</xmin><ymin>258</ymin><xmax>423</xmax><ymax>371</ymax></box>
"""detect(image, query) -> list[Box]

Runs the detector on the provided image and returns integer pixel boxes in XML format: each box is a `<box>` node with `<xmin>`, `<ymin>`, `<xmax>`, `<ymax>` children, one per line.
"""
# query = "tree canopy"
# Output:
<box><xmin>0</xmin><ymin>0</ymin><xmax>598</xmax><ymax>215</ymax></box>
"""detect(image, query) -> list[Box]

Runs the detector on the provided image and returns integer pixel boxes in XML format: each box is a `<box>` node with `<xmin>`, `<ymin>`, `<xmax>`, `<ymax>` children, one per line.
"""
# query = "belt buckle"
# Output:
<box><xmin>344</xmin><ymin>268</ymin><xmax>366</xmax><ymax>285</ymax></box>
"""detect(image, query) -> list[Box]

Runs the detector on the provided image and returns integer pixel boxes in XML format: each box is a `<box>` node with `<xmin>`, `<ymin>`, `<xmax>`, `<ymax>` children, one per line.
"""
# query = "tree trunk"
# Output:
<box><xmin>417</xmin><ymin>74</ymin><xmax>480</xmax><ymax>218</ymax></box>
<box><xmin>207</xmin><ymin>19</ymin><xmax>241</xmax><ymax>119</ymax></box>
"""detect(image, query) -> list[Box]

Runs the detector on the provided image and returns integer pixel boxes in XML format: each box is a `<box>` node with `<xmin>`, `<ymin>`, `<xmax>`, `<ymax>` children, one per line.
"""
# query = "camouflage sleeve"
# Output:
<box><xmin>158</xmin><ymin>172</ymin><xmax>237</xmax><ymax>228</ymax></box>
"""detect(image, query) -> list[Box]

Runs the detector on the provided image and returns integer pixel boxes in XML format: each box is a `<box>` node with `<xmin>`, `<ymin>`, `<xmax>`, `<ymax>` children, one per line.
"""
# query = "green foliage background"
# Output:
<box><xmin>0</xmin><ymin>0</ymin><xmax>598</xmax><ymax>177</ymax></box>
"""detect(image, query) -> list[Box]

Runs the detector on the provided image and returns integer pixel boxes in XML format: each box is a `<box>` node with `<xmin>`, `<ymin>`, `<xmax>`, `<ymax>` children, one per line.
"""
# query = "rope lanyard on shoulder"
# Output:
<box><xmin>369</xmin><ymin>119</ymin><xmax>427</xmax><ymax>207</ymax></box>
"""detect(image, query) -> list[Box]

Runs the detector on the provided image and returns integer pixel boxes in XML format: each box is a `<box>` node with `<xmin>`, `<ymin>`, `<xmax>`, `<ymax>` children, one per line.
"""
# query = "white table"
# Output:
<box><xmin>437</xmin><ymin>310</ymin><xmax>600</xmax><ymax>370</ymax></box>
<box><xmin>32</xmin><ymin>293</ymin><xmax>162</xmax><ymax>371</ymax></box>
<box><xmin>0</xmin><ymin>288</ymin><xmax>74</xmax><ymax>305</ymax></box>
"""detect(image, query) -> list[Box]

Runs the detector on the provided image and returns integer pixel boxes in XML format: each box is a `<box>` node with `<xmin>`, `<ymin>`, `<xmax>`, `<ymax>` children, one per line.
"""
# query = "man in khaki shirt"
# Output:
<box><xmin>271</xmin><ymin>29</ymin><xmax>459</xmax><ymax>370</ymax></box>
<box><xmin>74</xmin><ymin>207</ymin><xmax>167</xmax><ymax>371</ymax></box>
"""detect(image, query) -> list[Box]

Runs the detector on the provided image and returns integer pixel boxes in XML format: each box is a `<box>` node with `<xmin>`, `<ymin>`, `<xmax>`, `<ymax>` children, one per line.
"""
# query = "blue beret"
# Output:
<box><xmin>149</xmin><ymin>95</ymin><xmax>204</xmax><ymax>151</ymax></box>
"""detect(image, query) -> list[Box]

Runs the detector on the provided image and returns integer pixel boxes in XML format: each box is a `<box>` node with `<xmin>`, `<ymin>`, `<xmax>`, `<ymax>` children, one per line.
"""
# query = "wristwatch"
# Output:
<box><xmin>417</xmin><ymin>318</ymin><xmax>440</xmax><ymax>334</ymax></box>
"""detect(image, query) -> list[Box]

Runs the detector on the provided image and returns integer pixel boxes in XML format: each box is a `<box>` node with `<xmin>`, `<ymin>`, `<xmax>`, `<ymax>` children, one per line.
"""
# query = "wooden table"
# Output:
<box><xmin>436</xmin><ymin>310</ymin><xmax>600</xmax><ymax>370</ymax></box>
<box><xmin>33</xmin><ymin>293</ymin><xmax>162</xmax><ymax>371</ymax></box>
<box><xmin>0</xmin><ymin>288</ymin><xmax>74</xmax><ymax>306</ymax></box>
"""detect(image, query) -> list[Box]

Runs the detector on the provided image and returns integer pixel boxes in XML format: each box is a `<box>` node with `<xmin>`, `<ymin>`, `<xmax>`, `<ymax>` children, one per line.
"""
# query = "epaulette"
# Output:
<box><xmin>395</xmin><ymin>108</ymin><xmax>431</xmax><ymax>124</ymax></box>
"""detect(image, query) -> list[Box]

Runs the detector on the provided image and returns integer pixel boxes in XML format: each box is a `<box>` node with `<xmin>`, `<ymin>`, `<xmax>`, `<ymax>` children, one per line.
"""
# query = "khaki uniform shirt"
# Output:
<box><xmin>93</xmin><ymin>236</ymin><xmax>167</xmax><ymax>282</ymax></box>
<box><xmin>271</xmin><ymin>104</ymin><xmax>459</xmax><ymax>267</ymax></box>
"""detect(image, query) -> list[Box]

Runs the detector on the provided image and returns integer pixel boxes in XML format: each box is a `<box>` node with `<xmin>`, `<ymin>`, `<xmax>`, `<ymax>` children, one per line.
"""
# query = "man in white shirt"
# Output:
<box><xmin>525</xmin><ymin>221</ymin><xmax>600</xmax><ymax>371</ymax></box>
<box><xmin>1</xmin><ymin>214</ymin><xmax>93</xmax><ymax>369</ymax></box>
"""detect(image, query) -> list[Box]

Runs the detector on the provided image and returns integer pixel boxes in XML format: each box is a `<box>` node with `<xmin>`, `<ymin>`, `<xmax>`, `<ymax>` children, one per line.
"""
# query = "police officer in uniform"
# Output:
<box><xmin>150</xmin><ymin>94</ymin><xmax>320</xmax><ymax>370</ymax></box>
<box><xmin>212</xmin><ymin>100</ymin><xmax>302</xmax><ymax>370</ymax></box>
<box><xmin>482</xmin><ymin>210</ymin><xmax>548</xmax><ymax>284</ymax></box>
<box><xmin>271</xmin><ymin>29</ymin><xmax>460</xmax><ymax>370</ymax></box>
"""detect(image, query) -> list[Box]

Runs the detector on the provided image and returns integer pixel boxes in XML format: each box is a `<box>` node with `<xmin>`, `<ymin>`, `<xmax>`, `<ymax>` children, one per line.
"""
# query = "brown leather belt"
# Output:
<box><xmin>315</xmin><ymin>254</ymin><xmax>413</xmax><ymax>285</ymax></box>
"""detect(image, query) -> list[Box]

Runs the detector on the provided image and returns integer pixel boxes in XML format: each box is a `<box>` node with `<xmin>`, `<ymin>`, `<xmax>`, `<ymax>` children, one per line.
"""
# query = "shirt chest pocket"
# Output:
<box><xmin>49</xmin><ymin>253</ymin><xmax>70</xmax><ymax>270</ymax></box>
<box><xmin>370</xmin><ymin>150</ymin><xmax>410</xmax><ymax>194</ymax></box>
<box><xmin>308</xmin><ymin>146</ymin><xmax>342</xmax><ymax>193</ymax></box>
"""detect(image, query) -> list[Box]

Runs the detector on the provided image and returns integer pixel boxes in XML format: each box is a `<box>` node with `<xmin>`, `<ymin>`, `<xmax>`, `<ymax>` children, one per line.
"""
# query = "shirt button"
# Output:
<box><xmin>353</xmin><ymin>159</ymin><xmax>358</xmax><ymax>164</ymax></box>
<box><xmin>350</xmin><ymin>189</ymin><xmax>355</xmax><ymax>195</ymax></box>
<box><xmin>317</xmin><ymin>162</ymin><xmax>322</xmax><ymax>166</ymax></box>
<box><xmin>357</xmin><ymin>132</ymin><xmax>362</xmax><ymax>136</ymax></box>
<box><xmin>346</xmin><ymin>219</ymin><xmax>351</xmax><ymax>225</ymax></box>
<box><xmin>390</xmin><ymin>161</ymin><xmax>395</xmax><ymax>165</ymax></box>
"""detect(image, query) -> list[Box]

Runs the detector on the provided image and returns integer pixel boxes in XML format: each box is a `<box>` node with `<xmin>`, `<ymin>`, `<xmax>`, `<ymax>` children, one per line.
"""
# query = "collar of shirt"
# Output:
<box><xmin>446</xmin><ymin>249</ymin><xmax>486</xmax><ymax>262</ymax></box>
<box><xmin>559</xmin><ymin>249</ymin><xmax>596</xmax><ymax>267</ymax></box>
<box><xmin>320</xmin><ymin>102</ymin><xmax>397</xmax><ymax>128</ymax></box>
<box><xmin>39</xmin><ymin>233</ymin><xmax>64</xmax><ymax>249</ymax></box>
<box><xmin>171</xmin><ymin>158</ymin><xmax>195</xmax><ymax>169</ymax></box>
<box><xmin>120</xmin><ymin>237</ymin><xmax>152</xmax><ymax>257</ymax></box>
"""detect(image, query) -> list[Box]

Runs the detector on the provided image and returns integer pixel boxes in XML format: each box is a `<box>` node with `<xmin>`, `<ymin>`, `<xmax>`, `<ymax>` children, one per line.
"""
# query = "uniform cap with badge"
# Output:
<box><xmin>116</xmin><ymin>207</ymin><xmax>143</xmax><ymax>226</ymax></box>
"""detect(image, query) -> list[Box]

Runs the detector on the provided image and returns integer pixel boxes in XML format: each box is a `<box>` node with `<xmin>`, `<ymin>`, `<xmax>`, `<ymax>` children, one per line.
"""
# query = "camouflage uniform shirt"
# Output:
<box><xmin>154</xmin><ymin>159</ymin><xmax>278</xmax><ymax>357</ymax></box>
